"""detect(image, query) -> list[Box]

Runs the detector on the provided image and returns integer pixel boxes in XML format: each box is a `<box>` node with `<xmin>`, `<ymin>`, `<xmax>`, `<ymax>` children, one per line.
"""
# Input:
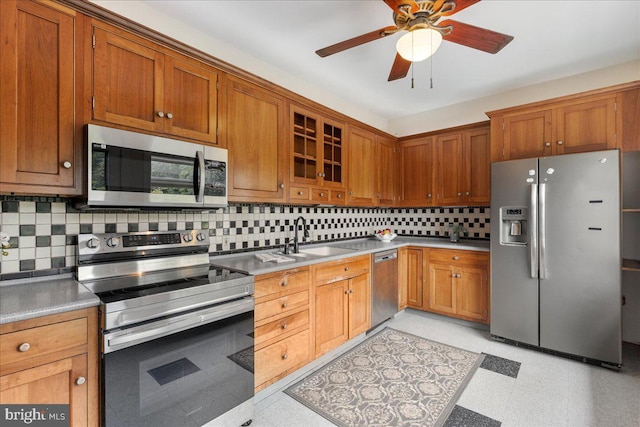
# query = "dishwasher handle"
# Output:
<box><xmin>374</xmin><ymin>250</ymin><xmax>398</xmax><ymax>263</ymax></box>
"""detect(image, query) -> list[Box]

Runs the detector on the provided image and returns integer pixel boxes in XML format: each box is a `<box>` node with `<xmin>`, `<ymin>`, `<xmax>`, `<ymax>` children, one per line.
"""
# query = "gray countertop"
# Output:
<box><xmin>0</xmin><ymin>276</ymin><xmax>100</xmax><ymax>325</ymax></box>
<box><xmin>210</xmin><ymin>236</ymin><xmax>489</xmax><ymax>275</ymax></box>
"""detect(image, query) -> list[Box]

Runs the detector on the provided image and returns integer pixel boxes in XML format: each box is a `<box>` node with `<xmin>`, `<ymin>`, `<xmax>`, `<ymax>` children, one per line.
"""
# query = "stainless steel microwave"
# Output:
<box><xmin>80</xmin><ymin>124</ymin><xmax>227</xmax><ymax>209</ymax></box>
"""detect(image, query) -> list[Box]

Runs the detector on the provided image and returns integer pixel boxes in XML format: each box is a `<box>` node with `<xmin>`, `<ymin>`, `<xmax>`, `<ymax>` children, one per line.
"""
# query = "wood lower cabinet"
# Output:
<box><xmin>427</xmin><ymin>249</ymin><xmax>489</xmax><ymax>323</ymax></box>
<box><xmin>90</xmin><ymin>21</ymin><xmax>218</xmax><ymax>144</ymax></box>
<box><xmin>224</xmin><ymin>76</ymin><xmax>287</xmax><ymax>203</ymax></box>
<box><xmin>313</xmin><ymin>255</ymin><xmax>371</xmax><ymax>357</ymax></box>
<box><xmin>0</xmin><ymin>308</ymin><xmax>98</xmax><ymax>427</ymax></box>
<box><xmin>254</xmin><ymin>267</ymin><xmax>311</xmax><ymax>392</ymax></box>
<box><xmin>399</xmin><ymin>247</ymin><xmax>427</xmax><ymax>310</ymax></box>
<box><xmin>0</xmin><ymin>0</ymin><xmax>81</xmax><ymax>195</ymax></box>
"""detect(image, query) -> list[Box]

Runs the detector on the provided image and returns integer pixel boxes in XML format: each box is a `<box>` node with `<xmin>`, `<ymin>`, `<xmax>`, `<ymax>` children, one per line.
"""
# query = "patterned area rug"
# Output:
<box><xmin>285</xmin><ymin>328</ymin><xmax>484</xmax><ymax>427</ymax></box>
<box><xmin>227</xmin><ymin>345</ymin><xmax>254</xmax><ymax>373</ymax></box>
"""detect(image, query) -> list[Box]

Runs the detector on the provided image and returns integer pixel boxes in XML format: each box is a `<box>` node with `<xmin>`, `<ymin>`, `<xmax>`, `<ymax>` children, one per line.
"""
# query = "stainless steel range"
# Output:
<box><xmin>78</xmin><ymin>230</ymin><xmax>255</xmax><ymax>427</ymax></box>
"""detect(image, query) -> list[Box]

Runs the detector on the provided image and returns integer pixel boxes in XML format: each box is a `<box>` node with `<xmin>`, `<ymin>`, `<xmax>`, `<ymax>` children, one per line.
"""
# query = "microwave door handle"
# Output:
<box><xmin>195</xmin><ymin>151</ymin><xmax>205</xmax><ymax>202</ymax></box>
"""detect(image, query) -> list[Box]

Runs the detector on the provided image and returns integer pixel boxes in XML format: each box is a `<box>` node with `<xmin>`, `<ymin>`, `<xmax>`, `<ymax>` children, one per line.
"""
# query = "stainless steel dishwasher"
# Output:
<box><xmin>371</xmin><ymin>249</ymin><xmax>399</xmax><ymax>329</ymax></box>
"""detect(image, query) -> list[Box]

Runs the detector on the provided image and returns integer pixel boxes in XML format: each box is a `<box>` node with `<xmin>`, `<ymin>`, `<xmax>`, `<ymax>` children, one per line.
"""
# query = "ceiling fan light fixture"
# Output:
<box><xmin>396</xmin><ymin>28</ymin><xmax>443</xmax><ymax>62</ymax></box>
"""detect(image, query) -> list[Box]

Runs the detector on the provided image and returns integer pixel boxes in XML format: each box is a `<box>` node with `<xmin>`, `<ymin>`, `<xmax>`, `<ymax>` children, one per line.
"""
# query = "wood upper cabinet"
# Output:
<box><xmin>427</xmin><ymin>249</ymin><xmax>489</xmax><ymax>323</ymax></box>
<box><xmin>288</xmin><ymin>104</ymin><xmax>346</xmax><ymax>204</ymax></box>
<box><xmin>436</xmin><ymin>124</ymin><xmax>491</xmax><ymax>206</ymax></box>
<box><xmin>490</xmin><ymin>92</ymin><xmax>618</xmax><ymax>162</ymax></box>
<box><xmin>399</xmin><ymin>137</ymin><xmax>436</xmax><ymax>207</ymax></box>
<box><xmin>374</xmin><ymin>136</ymin><xmax>397</xmax><ymax>206</ymax></box>
<box><xmin>347</xmin><ymin>127</ymin><xmax>376</xmax><ymax>206</ymax></box>
<box><xmin>0</xmin><ymin>308</ymin><xmax>99</xmax><ymax>427</ymax></box>
<box><xmin>0</xmin><ymin>0</ymin><xmax>81</xmax><ymax>195</ymax></box>
<box><xmin>224</xmin><ymin>76</ymin><xmax>286</xmax><ymax>203</ymax></box>
<box><xmin>91</xmin><ymin>22</ymin><xmax>218</xmax><ymax>144</ymax></box>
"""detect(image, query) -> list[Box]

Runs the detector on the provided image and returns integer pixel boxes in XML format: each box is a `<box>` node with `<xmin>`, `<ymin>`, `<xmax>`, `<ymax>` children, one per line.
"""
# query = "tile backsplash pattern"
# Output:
<box><xmin>0</xmin><ymin>198</ymin><xmax>489</xmax><ymax>276</ymax></box>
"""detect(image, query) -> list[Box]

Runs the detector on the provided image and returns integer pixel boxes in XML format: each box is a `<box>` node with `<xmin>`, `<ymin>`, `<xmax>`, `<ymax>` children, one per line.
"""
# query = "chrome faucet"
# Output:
<box><xmin>292</xmin><ymin>216</ymin><xmax>309</xmax><ymax>253</ymax></box>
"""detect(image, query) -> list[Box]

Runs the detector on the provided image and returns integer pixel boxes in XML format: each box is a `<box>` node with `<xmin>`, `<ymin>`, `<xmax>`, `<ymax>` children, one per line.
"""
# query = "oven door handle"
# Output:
<box><xmin>103</xmin><ymin>297</ymin><xmax>254</xmax><ymax>353</ymax></box>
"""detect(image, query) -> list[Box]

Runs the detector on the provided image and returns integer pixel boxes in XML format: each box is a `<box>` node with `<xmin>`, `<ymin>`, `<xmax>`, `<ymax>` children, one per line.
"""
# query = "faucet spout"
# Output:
<box><xmin>293</xmin><ymin>216</ymin><xmax>308</xmax><ymax>253</ymax></box>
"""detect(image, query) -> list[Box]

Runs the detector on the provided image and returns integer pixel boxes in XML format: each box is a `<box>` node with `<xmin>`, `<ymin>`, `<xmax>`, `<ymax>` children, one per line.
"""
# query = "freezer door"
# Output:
<box><xmin>490</xmin><ymin>158</ymin><xmax>540</xmax><ymax>346</ymax></box>
<box><xmin>539</xmin><ymin>150</ymin><xmax>621</xmax><ymax>365</ymax></box>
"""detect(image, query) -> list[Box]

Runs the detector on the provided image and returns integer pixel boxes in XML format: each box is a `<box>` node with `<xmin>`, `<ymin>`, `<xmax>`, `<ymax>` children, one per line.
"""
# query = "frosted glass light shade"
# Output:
<box><xmin>396</xmin><ymin>28</ymin><xmax>443</xmax><ymax>62</ymax></box>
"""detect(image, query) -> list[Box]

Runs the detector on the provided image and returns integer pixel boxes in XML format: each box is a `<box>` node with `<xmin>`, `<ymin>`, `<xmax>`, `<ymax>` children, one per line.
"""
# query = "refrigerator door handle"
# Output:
<box><xmin>539</xmin><ymin>183</ymin><xmax>547</xmax><ymax>279</ymax></box>
<box><xmin>530</xmin><ymin>183</ymin><xmax>538</xmax><ymax>278</ymax></box>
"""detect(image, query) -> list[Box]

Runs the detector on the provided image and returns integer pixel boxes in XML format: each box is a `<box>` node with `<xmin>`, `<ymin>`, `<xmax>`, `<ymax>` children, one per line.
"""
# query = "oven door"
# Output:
<box><xmin>102</xmin><ymin>298</ymin><xmax>254</xmax><ymax>427</ymax></box>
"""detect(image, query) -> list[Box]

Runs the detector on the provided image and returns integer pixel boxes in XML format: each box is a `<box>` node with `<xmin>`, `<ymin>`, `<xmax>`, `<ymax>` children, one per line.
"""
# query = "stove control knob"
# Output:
<box><xmin>183</xmin><ymin>233</ymin><xmax>194</xmax><ymax>242</ymax></box>
<box><xmin>196</xmin><ymin>232</ymin><xmax>206</xmax><ymax>241</ymax></box>
<box><xmin>106</xmin><ymin>237</ymin><xmax>120</xmax><ymax>248</ymax></box>
<box><xmin>86</xmin><ymin>238</ymin><xmax>100</xmax><ymax>249</ymax></box>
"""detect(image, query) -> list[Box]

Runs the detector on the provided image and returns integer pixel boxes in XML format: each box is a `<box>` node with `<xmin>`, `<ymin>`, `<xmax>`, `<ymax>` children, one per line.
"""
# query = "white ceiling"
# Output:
<box><xmin>128</xmin><ymin>1</ymin><xmax>640</xmax><ymax>123</ymax></box>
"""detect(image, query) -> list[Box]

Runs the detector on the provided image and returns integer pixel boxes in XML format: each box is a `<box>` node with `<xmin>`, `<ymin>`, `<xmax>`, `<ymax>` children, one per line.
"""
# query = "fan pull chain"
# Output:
<box><xmin>429</xmin><ymin>48</ymin><xmax>434</xmax><ymax>89</ymax></box>
<box><xmin>411</xmin><ymin>63</ymin><xmax>414</xmax><ymax>89</ymax></box>
<box><xmin>411</xmin><ymin>32</ymin><xmax>415</xmax><ymax>89</ymax></box>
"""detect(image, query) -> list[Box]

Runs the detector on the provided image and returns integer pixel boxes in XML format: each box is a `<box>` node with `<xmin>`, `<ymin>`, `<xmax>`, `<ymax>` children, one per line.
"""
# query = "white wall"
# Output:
<box><xmin>388</xmin><ymin>60</ymin><xmax>640</xmax><ymax>136</ymax></box>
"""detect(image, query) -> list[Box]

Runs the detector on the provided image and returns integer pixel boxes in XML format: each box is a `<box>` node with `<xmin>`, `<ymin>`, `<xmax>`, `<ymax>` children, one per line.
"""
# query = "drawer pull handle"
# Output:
<box><xmin>320</xmin><ymin>192</ymin><xmax>325</xmax><ymax>197</ymax></box>
<box><xmin>75</xmin><ymin>376</ymin><xmax>86</xmax><ymax>386</ymax></box>
<box><xmin>18</xmin><ymin>343</ymin><xmax>30</xmax><ymax>352</ymax></box>
<box><xmin>282</xmin><ymin>353</ymin><xmax>288</xmax><ymax>360</ymax></box>
<box><xmin>282</xmin><ymin>302</ymin><xmax>288</xmax><ymax>309</ymax></box>
<box><xmin>453</xmin><ymin>256</ymin><xmax>459</xmax><ymax>260</ymax></box>
<box><xmin>281</xmin><ymin>279</ymin><xmax>288</xmax><ymax>287</ymax></box>
<box><xmin>337</xmin><ymin>194</ymin><xmax>342</xmax><ymax>198</ymax></box>
<box><xmin>344</xmin><ymin>267</ymin><xmax>349</xmax><ymax>271</ymax></box>
<box><xmin>281</xmin><ymin>323</ymin><xmax>288</xmax><ymax>330</ymax></box>
<box><xmin>298</xmin><ymin>191</ymin><xmax>304</xmax><ymax>196</ymax></box>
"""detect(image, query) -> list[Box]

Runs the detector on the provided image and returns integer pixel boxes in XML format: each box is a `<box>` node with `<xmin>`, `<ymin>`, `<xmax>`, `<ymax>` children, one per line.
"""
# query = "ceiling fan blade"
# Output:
<box><xmin>439</xmin><ymin>0</ymin><xmax>481</xmax><ymax>16</ymax></box>
<box><xmin>383</xmin><ymin>0</ymin><xmax>419</xmax><ymax>14</ymax></box>
<box><xmin>388</xmin><ymin>53</ymin><xmax>411</xmax><ymax>81</ymax></box>
<box><xmin>316</xmin><ymin>26</ymin><xmax>398</xmax><ymax>57</ymax></box>
<box><xmin>440</xmin><ymin>19</ymin><xmax>513</xmax><ymax>54</ymax></box>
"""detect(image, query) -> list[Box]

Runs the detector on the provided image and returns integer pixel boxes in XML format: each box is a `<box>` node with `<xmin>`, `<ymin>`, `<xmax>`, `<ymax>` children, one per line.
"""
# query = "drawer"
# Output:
<box><xmin>313</xmin><ymin>255</ymin><xmax>370</xmax><ymax>285</ymax></box>
<box><xmin>289</xmin><ymin>186</ymin><xmax>310</xmax><ymax>201</ymax></box>
<box><xmin>255</xmin><ymin>269</ymin><xmax>309</xmax><ymax>299</ymax></box>
<box><xmin>255</xmin><ymin>290</ymin><xmax>309</xmax><ymax>322</ymax></box>
<box><xmin>429</xmin><ymin>249</ymin><xmax>489</xmax><ymax>266</ymax></box>
<box><xmin>331</xmin><ymin>190</ymin><xmax>346</xmax><ymax>205</ymax></box>
<box><xmin>255</xmin><ymin>329</ymin><xmax>310</xmax><ymax>387</ymax></box>
<box><xmin>254</xmin><ymin>309</ymin><xmax>309</xmax><ymax>346</ymax></box>
<box><xmin>0</xmin><ymin>318</ymin><xmax>87</xmax><ymax>367</ymax></box>
<box><xmin>311</xmin><ymin>189</ymin><xmax>329</xmax><ymax>203</ymax></box>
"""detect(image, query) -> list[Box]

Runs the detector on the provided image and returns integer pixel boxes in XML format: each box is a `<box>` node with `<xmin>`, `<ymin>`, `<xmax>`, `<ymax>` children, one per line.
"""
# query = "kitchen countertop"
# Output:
<box><xmin>0</xmin><ymin>275</ymin><xmax>100</xmax><ymax>325</ymax></box>
<box><xmin>210</xmin><ymin>236</ymin><xmax>489</xmax><ymax>275</ymax></box>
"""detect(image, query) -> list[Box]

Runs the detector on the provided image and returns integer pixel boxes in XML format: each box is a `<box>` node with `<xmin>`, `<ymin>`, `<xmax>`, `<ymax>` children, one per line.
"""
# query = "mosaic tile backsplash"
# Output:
<box><xmin>0</xmin><ymin>198</ymin><xmax>489</xmax><ymax>277</ymax></box>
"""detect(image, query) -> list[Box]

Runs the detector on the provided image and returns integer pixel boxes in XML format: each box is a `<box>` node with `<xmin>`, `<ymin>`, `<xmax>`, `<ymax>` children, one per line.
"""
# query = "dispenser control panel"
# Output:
<box><xmin>500</xmin><ymin>206</ymin><xmax>528</xmax><ymax>246</ymax></box>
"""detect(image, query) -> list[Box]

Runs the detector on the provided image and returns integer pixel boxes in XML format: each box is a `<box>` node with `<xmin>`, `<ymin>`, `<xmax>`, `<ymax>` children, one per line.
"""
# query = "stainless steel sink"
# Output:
<box><xmin>298</xmin><ymin>246</ymin><xmax>356</xmax><ymax>256</ymax></box>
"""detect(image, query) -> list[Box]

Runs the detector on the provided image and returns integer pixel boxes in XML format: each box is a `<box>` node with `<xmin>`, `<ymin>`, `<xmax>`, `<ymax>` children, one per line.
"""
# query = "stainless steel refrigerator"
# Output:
<box><xmin>490</xmin><ymin>150</ymin><xmax>621</xmax><ymax>367</ymax></box>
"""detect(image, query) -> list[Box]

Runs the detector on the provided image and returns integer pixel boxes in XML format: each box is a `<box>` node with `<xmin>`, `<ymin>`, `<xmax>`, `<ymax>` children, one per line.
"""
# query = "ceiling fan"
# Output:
<box><xmin>316</xmin><ymin>0</ymin><xmax>514</xmax><ymax>82</ymax></box>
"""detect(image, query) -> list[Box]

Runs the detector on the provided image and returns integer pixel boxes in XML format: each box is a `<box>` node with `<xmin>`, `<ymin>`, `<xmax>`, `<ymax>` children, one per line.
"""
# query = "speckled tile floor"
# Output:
<box><xmin>251</xmin><ymin>309</ymin><xmax>640</xmax><ymax>427</ymax></box>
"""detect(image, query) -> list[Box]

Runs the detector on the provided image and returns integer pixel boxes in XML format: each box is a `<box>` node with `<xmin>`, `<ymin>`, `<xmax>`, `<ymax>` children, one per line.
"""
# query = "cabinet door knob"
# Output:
<box><xmin>350</xmin><ymin>289</ymin><xmax>354</xmax><ymax>294</ymax></box>
<box><xmin>457</xmin><ymin>274</ymin><xmax>462</xmax><ymax>278</ymax></box>
<box><xmin>545</xmin><ymin>142</ymin><xmax>551</xmax><ymax>147</ymax></box>
<box><xmin>18</xmin><ymin>342</ymin><xmax>30</xmax><ymax>352</ymax></box>
<box><xmin>75</xmin><ymin>376</ymin><xmax>86</xmax><ymax>386</ymax></box>
<box><xmin>344</xmin><ymin>267</ymin><xmax>349</xmax><ymax>271</ymax></box>
<box><xmin>557</xmin><ymin>140</ymin><xmax>564</xmax><ymax>145</ymax></box>
<box><xmin>279</xmin><ymin>183</ymin><xmax>285</xmax><ymax>189</ymax></box>
<box><xmin>320</xmin><ymin>192</ymin><xmax>325</xmax><ymax>197</ymax></box>
<box><xmin>281</xmin><ymin>279</ymin><xmax>288</xmax><ymax>287</ymax></box>
<box><xmin>157</xmin><ymin>111</ymin><xmax>165</xmax><ymax>118</ymax></box>
<box><xmin>337</xmin><ymin>194</ymin><xmax>342</xmax><ymax>198</ymax></box>
<box><xmin>62</xmin><ymin>161</ymin><xmax>72</xmax><ymax>169</ymax></box>
<box><xmin>427</xmin><ymin>193</ymin><xmax>432</xmax><ymax>198</ymax></box>
<box><xmin>457</xmin><ymin>192</ymin><xmax>462</xmax><ymax>196</ymax></box>
<box><xmin>281</xmin><ymin>323</ymin><xmax>288</xmax><ymax>330</ymax></box>
<box><xmin>345</xmin><ymin>290</ymin><xmax>349</xmax><ymax>294</ymax></box>
<box><xmin>349</xmin><ymin>191</ymin><xmax>353</xmax><ymax>195</ymax></box>
<box><xmin>282</xmin><ymin>302</ymin><xmax>288</xmax><ymax>309</ymax></box>
<box><xmin>465</xmin><ymin>192</ymin><xmax>470</xmax><ymax>196</ymax></box>
<box><xmin>166</xmin><ymin>112</ymin><xmax>173</xmax><ymax>119</ymax></box>
<box><xmin>282</xmin><ymin>353</ymin><xmax>288</xmax><ymax>360</ymax></box>
<box><xmin>453</xmin><ymin>256</ymin><xmax>459</xmax><ymax>260</ymax></box>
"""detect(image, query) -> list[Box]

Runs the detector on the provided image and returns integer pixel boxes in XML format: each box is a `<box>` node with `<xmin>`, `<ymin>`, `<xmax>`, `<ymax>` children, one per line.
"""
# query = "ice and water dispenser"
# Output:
<box><xmin>499</xmin><ymin>207</ymin><xmax>528</xmax><ymax>245</ymax></box>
